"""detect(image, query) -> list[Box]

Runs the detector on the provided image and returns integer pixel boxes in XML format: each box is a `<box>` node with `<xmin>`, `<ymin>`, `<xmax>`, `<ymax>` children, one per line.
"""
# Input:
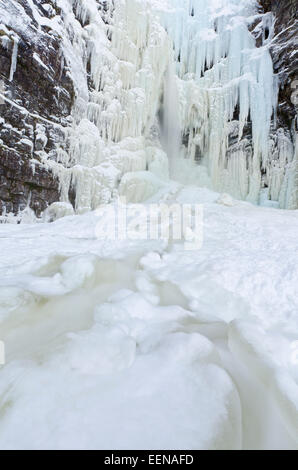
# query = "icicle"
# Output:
<box><xmin>9</xmin><ymin>35</ymin><xmax>18</xmax><ymax>82</ymax></box>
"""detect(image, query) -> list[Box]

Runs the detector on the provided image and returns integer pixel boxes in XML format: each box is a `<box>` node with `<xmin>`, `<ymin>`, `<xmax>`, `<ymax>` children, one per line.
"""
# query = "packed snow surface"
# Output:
<box><xmin>0</xmin><ymin>183</ymin><xmax>298</xmax><ymax>450</ymax></box>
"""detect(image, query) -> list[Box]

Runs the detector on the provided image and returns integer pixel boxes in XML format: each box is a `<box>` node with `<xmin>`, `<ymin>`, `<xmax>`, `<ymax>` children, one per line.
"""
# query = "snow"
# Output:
<box><xmin>0</xmin><ymin>184</ymin><xmax>298</xmax><ymax>449</ymax></box>
<box><xmin>43</xmin><ymin>202</ymin><xmax>75</xmax><ymax>222</ymax></box>
<box><xmin>0</xmin><ymin>0</ymin><xmax>297</xmax><ymax>450</ymax></box>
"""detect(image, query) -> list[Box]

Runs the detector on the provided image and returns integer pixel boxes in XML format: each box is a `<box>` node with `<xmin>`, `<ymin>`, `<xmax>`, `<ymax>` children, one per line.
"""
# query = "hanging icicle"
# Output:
<box><xmin>9</xmin><ymin>34</ymin><xmax>18</xmax><ymax>82</ymax></box>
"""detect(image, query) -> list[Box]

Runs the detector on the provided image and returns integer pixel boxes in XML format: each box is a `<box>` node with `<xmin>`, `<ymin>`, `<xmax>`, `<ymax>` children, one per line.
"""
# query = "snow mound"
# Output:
<box><xmin>43</xmin><ymin>202</ymin><xmax>75</xmax><ymax>222</ymax></box>
<box><xmin>119</xmin><ymin>171</ymin><xmax>166</xmax><ymax>203</ymax></box>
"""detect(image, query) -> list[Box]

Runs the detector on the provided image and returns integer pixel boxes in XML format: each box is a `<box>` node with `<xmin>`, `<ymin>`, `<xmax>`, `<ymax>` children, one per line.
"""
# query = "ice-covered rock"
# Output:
<box><xmin>119</xmin><ymin>171</ymin><xmax>166</xmax><ymax>203</ymax></box>
<box><xmin>43</xmin><ymin>202</ymin><xmax>75</xmax><ymax>222</ymax></box>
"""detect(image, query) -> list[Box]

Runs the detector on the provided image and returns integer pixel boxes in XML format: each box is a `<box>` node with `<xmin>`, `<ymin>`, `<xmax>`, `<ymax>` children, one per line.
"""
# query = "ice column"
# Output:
<box><xmin>9</xmin><ymin>35</ymin><xmax>18</xmax><ymax>82</ymax></box>
<box><xmin>161</xmin><ymin>59</ymin><xmax>182</xmax><ymax>176</ymax></box>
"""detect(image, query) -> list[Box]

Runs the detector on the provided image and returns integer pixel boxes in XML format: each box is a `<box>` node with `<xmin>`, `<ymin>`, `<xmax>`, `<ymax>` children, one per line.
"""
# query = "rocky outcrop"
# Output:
<box><xmin>260</xmin><ymin>0</ymin><xmax>297</xmax><ymax>131</ymax></box>
<box><xmin>0</xmin><ymin>0</ymin><xmax>74</xmax><ymax>217</ymax></box>
<box><xmin>223</xmin><ymin>0</ymin><xmax>298</xmax><ymax>208</ymax></box>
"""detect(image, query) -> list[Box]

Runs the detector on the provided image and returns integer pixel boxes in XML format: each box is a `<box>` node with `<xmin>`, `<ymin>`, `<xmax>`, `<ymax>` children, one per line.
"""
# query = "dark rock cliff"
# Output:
<box><xmin>0</xmin><ymin>0</ymin><xmax>74</xmax><ymax>217</ymax></box>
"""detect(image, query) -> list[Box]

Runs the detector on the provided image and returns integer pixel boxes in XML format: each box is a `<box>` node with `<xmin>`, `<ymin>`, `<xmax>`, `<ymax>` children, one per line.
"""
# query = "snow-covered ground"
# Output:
<box><xmin>0</xmin><ymin>182</ymin><xmax>297</xmax><ymax>450</ymax></box>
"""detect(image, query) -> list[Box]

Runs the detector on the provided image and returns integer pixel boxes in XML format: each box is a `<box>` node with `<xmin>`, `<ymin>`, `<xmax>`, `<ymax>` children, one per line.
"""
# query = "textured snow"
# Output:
<box><xmin>0</xmin><ymin>184</ymin><xmax>298</xmax><ymax>449</ymax></box>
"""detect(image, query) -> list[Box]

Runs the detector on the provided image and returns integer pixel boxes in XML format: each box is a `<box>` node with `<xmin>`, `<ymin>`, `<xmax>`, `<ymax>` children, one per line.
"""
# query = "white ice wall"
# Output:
<box><xmin>43</xmin><ymin>0</ymin><xmax>170</xmax><ymax>212</ymax></box>
<box><xmin>155</xmin><ymin>0</ymin><xmax>292</xmax><ymax>205</ymax></box>
<box><xmin>42</xmin><ymin>0</ymin><xmax>296</xmax><ymax>211</ymax></box>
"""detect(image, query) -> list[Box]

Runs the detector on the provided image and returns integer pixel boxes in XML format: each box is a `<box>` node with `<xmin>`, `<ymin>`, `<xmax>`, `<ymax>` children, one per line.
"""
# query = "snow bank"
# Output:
<box><xmin>0</xmin><ymin>185</ymin><xmax>297</xmax><ymax>448</ymax></box>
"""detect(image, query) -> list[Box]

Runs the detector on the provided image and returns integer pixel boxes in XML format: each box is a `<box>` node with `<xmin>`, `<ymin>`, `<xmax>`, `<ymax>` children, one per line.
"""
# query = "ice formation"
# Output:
<box><xmin>8</xmin><ymin>35</ymin><xmax>18</xmax><ymax>82</ymax></box>
<box><xmin>0</xmin><ymin>24</ymin><xmax>19</xmax><ymax>82</ymax></box>
<box><xmin>156</xmin><ymin>0</ymin><xmax>280</xmax><ymax>203</ymax></box>
<box><xmin>1</xmin><ymin>184</ymin><xmax>298</xmax><ymax>449</ymax></box>
<box><xmin>26</xmin><ymin>0</ymin><xmax>295</xmax><ymax>212</ymax></box>
<box><xmin>160</xmin><ymin>59</ymin><xmax>182</xmax><ymax>175</ymax></box>
<box><xmin>39</xmin><ymin>0</ymin><xmax>170</xmax><ymax>213</ymax></box>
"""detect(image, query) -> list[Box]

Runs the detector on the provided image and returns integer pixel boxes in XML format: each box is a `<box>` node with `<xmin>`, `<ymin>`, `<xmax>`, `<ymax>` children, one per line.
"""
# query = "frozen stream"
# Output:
<box><xmin>0</xmin><ymin>184</ymin><xmax>297</xmax><ymax>449</ymax></box>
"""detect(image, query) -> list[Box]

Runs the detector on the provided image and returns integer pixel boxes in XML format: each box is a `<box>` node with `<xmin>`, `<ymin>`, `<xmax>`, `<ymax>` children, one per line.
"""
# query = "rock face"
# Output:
<box><xmin>0</xmin><ymin>0</ymin><xmax>74</xmax><ymax>217</ymax></box>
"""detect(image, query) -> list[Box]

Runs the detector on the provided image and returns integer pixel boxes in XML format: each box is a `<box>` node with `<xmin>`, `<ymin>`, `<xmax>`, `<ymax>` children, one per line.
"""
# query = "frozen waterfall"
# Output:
<box><xmin>160</xmin><ymin>60</ymin><xmax>182</xmax><ymax>177</ymax></box>
<box><xmin>38</xmin><ymin>0</ymin><xmax>297</xmax><ymax>212</ymax></box>
<box><xmin>1</xmin><ymin>0</ymin><xmax>298</xmax><ymax>451</ymax></box>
